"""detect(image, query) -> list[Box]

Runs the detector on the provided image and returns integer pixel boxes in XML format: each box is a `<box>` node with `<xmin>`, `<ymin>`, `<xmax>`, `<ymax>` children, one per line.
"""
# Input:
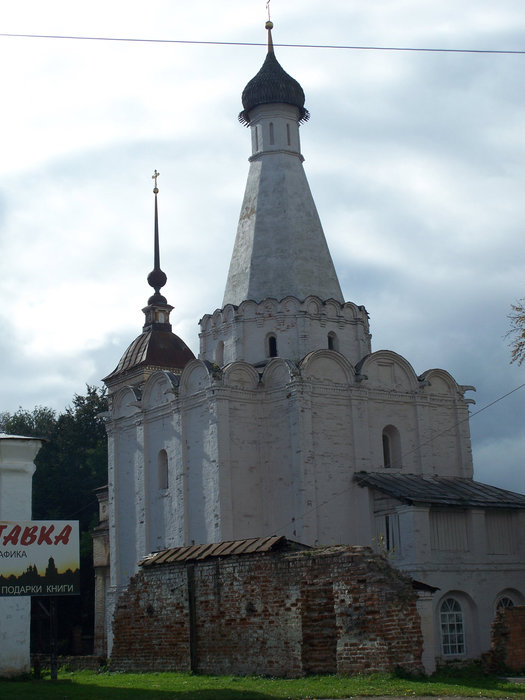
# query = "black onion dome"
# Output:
<box><xmin>239</xmin><ymin>49</ymin><xmax>310</xmax><ymax>125</ymax></box>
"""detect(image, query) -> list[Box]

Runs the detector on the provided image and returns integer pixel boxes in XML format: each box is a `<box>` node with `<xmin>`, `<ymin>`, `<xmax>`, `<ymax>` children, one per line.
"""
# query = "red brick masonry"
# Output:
<box><xmin>489</xmin><ymin>605</ymin><xmax>525</xmax><ymax>672</ymax></box>
<box><xmin>111</xmin><ymin>545</ymin><xmax>424</xmax><ymax>676</ymax></box>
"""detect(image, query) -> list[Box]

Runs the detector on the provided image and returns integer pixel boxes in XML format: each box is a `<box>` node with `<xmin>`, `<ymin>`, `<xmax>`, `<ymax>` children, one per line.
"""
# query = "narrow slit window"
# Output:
<box><xmin>382</xmin><ymin>433</ymin><xmax>391</xmax><ymax>468</ymax></box>
<box><xmin>328</xmin><ymin>331</ymin><xmax>338</xmax><ymax>351</ymax></box>
<box><xmin>215</xmin><ymin>341</ymin><xmax>224</xmax><ymax>367</ymax></box>
<box><xmin>158</xmin><ymin>449</ymin><xmax>168</xmax><ymax>490</ymax></box>
<box><xmin>269</xmin><ymin>122</ymin><xmax>275</xmax><ymax>145</ymax></box>
<box><xmin>268</xmin><ymin>335</ymin><xmax>278</xmax><ymax>357</ymax></box>
<box><xmin>382</xmin><ymin>425</ymin><xmax>401</xmax><ymax>469</ymax></box>
<box><xmin>286</xmin><ymin>123</ymin><xmax>291</xmax><ymax>146</ymax></box>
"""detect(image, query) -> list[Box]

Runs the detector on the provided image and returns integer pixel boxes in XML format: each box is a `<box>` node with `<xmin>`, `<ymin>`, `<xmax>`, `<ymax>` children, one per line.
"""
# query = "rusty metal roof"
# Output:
<box><xmin>139</xmin><ymin>536</ymin><xmax>309</xmax><ymax>567</ymax></box>
<box><xmin>103</xmin><ymin>329</ymin><xmax>194</xmax><ymax>382</ymax></box>
<box><xmin>355</xmin><ymin>472</ymin><xmax>525</xmax><ymax>509</ymax></box>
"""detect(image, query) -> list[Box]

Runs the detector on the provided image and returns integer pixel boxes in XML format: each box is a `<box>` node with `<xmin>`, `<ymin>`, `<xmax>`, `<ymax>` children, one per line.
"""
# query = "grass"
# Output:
<box><xmin>0</xmin><ymin>667</ymin><xmax>523</xmax><ymax>700</ymax></box>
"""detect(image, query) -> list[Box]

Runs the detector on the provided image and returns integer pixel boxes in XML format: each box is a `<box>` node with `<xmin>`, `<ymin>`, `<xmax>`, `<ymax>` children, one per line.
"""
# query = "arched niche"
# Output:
<box><xmin>260</xmin><ymin>298</ymin><xmax>279</xmax><ymax>318</ymax></box>
<box><xmin>236</xmin><ymin>299</ymin><xmax>258</xmax><ymax>320</ymax></box>
<box><xmin>223</xmin><ymin>304</ymin><xmax>236</xmax><ymax>323</ymax></box>
<box><xmin>142</xmin><ymin>371</ymin><xmax>175</xmax><ymax>411</ymax></box>
<box><xmin>111</xmin><ymin>386</ymin><xmax>141</xmax><ymax>419</ymax></box>
<box><xmin>199</xmin><ymin>313</ymin><xmax>213</xmax><ymax>332</ymax></box>
<box><xmin>324</xmin><ymin>299</ymin><xmax>342</xmax><ymax>319</ymax></box>
<box><xmin>280</xmin><ymin>296</ymin><xmax>300</xmax><ymax>314</ymax></box>
<box><xmin>300</xmin><ymin>349</ymin><xmax>354</xmax><ymax>385</ymax></box>
<box><xmin>305</xmin><ymin>295</ymin><xmax>321</xmax><ymax>316</ymax></box>
<box><xmin>419</xmin><ymin>368</ymin><xmax>462</xmax><ymax>396</ymax></box>
<box><xmin>223</xmin><ymin>361</ymin><xmax>260</xmax><ymax>390</ymax></box>
<box><xmin>179</xmin><ymin>360</ymin><xmax>213</xmax><ymax>396</ymax></box>
<box><xmin>341</xmin><ymin>302</ymin><xmax>361</xmax><ymax>320</ymax></box>
<box><xmin>261</xmin><ymin>358</ymin><xmax>297</xmax><ymax>389</ymax></box>
<box><xmin>359</xmin><ymin>350</ymin><xmax>419</xmax><ymax>392</ymax></box>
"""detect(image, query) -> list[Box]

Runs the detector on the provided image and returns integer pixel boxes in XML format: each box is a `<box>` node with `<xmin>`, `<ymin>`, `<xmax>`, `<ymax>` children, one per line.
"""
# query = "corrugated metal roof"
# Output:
<box><xmin>354</xmin><ymin>472</ymin><xmax>525</xmax><ymax>509</ymax></box>
<box><xmin>139</xmin><ymin>536</ymin><xmax>309</xmax><ymax>567</ymax></box>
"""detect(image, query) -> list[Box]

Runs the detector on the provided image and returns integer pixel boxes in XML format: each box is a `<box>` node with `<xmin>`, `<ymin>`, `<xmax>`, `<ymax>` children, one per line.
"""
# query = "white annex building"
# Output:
<box><xmin>98</xmin><ymin>23</ymin><xmax>525</xmax><ymax>665</ymax></box>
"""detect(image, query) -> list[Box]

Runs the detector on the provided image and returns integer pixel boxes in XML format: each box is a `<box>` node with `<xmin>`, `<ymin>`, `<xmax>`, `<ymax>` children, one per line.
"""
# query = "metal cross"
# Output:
<box><xmin>152</xmin><ymin>170</ymin><xmax>160</xmax><ymax>188</ymax></box>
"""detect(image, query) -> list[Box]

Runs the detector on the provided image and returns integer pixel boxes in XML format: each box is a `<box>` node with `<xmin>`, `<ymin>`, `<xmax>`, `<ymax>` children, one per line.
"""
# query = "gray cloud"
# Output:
<box><xmin>1</xmin><ymin>0</ymin><xmax>524</xmax><ymax>494</ymax></box>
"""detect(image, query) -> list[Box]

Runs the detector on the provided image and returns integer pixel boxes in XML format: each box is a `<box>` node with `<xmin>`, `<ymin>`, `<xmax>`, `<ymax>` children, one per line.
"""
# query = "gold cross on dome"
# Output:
<box><xmin>152</xmin><ymin>170</ymin><xmax>160</xmax><ymax>189</ymax></box>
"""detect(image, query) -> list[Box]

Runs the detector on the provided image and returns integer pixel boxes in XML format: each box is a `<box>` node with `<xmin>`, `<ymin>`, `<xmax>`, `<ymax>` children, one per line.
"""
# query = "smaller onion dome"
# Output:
<box><xmin>239</xmin><ymin>21</ymin><xmax>310</xmax><ymax>125</ymax></box>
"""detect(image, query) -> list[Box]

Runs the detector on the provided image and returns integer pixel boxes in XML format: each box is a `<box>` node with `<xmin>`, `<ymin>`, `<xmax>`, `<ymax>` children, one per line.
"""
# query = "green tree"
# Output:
<box><xmin>0</xmin><ymin>385</ymin><xmax>108</xmax><ymax>654</ymax></box>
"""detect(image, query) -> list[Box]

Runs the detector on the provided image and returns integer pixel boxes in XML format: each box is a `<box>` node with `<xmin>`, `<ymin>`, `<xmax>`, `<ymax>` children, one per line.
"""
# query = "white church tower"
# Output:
<box><xmin>103</xmin><ymin>22</ymin><xmax>525</xmax><ymax>661</ymax></box>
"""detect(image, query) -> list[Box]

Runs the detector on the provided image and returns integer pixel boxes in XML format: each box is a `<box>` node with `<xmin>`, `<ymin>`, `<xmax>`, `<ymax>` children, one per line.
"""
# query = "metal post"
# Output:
<box><xmin>50</xmin><ymin>597</ymin><xmax>57</xmax><ymax>681</ymax></box>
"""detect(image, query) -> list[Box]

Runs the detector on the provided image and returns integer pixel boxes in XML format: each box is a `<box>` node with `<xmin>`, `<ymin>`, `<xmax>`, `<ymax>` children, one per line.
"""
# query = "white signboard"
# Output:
<box><xmin>0</xmin><ymin>520</ymin><xmax>80</xmax><ymax>596</ymax></box>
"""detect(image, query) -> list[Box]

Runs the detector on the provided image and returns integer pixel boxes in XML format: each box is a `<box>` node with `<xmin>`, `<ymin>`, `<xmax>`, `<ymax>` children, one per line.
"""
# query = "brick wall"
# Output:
<box><xmin>110</xmin><ymin>545</ymin><xmax>424</xmax><ymax>676</ymax></box>
<box><xmin>489</xmin><ymin>606</ymin><xmax>525</xmax><ymax>672</ymax></box>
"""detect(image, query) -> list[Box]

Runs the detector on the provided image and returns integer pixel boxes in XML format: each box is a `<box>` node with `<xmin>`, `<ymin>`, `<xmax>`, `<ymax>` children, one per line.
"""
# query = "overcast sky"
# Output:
<box><xmin>1</xmin><ymin>0</ymin><xmax>525</xmax><ymax>493</ymax></box>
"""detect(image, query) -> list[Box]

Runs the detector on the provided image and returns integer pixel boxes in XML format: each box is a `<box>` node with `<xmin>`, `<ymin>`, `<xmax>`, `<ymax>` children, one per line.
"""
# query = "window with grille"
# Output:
<box><xmin>496</xmin><ymin>596</ymin><xmax>515</xmax><ymax>612</ymax></box>
<box><xmin>440</xmin><ymin>598</ymin><xmax>465</xmax><ymax>656</ymax></box>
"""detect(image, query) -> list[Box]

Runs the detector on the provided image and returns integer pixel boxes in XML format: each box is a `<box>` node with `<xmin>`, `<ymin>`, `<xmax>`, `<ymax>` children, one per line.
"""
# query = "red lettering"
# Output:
<box><xmin>3</xmin><ymin>525</ymin><xmax>21</xmax><ymax>546</ymax></box>
<box><xmin>0</xmin><ymin>524</ymin><xmax>8</xmax><ymax>540</ymax></box>
<box><xmin>54</xmin><ymin>525</ymin><xmax>72</xmax><ymax>546</ymax></box>
<box><xmin>38</xmin><ymin>525</ymin><xmax>54</xmax><ymax>545</ymax></box>
<box><xmin>21</xmin><ymin>526</ymin><xmax>38</xmax><ymax>546</ymax></box>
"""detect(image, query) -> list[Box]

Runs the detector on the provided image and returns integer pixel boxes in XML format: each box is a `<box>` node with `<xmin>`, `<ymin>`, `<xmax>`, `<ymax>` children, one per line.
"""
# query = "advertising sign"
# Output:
<box><xmin>0</xmin><ymin>521</ymin><xmax>80</xmax><ymax>597</ymax></box>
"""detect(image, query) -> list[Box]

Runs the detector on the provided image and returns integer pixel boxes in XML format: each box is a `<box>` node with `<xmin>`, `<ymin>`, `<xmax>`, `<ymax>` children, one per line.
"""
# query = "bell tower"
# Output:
<box><xmin>200</xmin><ymin>21</ymin><xmax>370</xmax><ymax>367</ymax></box>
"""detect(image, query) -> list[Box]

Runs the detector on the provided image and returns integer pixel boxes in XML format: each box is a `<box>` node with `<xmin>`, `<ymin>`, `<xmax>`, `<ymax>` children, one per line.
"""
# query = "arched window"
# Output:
<box><xmin>327</xmin><ymin>331</ymin><xmax>339</xmax><ymax>351</ymax></box>
<box><xmin>496</xmin><ymin>596</ymin><xmax>515</xmax><ymax>612</ymax></box>
<box><xmin>268</xmin><ymin>335</ymin><xmax>278</xmax><ymax>358</ymax></box>
<box><xmin>440</xmin><ymin>598</ymin><xmax>465</xmax><ymax>656</ymax></box>
<box><xmin>382</xmin><ymin>425</ymin><xmax>401</xmax><ymax>469</ymax></box>
<box><xmin>157</xmin><ymin>449</ymin><xmax>168</xmax><ymax>490</ymax></box>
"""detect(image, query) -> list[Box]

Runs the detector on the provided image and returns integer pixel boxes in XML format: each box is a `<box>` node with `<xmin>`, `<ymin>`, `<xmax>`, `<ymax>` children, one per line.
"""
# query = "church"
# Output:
<box><xmin>95</xmin><ymin>21</ymin><xmax>525</xmax><ymax>667</ymax></box>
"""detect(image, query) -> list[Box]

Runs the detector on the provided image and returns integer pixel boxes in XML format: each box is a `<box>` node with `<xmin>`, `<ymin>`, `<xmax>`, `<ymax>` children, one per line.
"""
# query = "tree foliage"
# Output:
<box><xmin>507</xmin><ymin>299</ymin><xmax>525</xmax><ymax>365</ymax></box>
<box><xmin>0</xmin><ymin>385</ymin><xmax>108</xmax><ymax>653</ymax></box>
<box><xmin>1</xmin><ymin>385</ymin><xmax>108</xmax><ymax>529</ymax></box>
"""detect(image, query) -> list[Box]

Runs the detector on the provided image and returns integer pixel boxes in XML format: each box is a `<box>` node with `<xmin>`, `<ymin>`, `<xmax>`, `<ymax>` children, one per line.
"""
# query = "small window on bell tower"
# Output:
<box><xmin>268</xmin><ymin>335</ymin><xmax>278</xmax><ymax>358</ymax></box>
<box><xmin>328</xmin><ymin>331</ymin><xmax>338</xmax><ymax>351</ymax></box>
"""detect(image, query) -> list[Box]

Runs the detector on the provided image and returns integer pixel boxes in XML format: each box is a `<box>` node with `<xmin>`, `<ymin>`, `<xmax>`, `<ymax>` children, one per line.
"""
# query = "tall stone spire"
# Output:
<box><xmin>143</xmin><ymin>170</ymin><xmax>172</xmax><ymax>332</ymax></box>
<box><xmin>222</xmin><ymin>21</ymin><xmax>344</xmax><ymax>307</ymax></box>
<box><xmin>104</xmin><ymin>172</ymin><xmax>194</xmax><ymax>388</ymax></box>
